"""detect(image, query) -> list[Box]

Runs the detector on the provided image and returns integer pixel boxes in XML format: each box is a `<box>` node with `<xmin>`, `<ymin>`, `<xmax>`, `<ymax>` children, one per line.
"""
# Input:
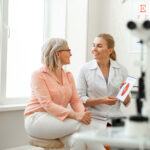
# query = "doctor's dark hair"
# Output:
<box><xmin>97</xmin><ymin>33</ymin><xmax>116</xmax><ymax>60</ymax></box>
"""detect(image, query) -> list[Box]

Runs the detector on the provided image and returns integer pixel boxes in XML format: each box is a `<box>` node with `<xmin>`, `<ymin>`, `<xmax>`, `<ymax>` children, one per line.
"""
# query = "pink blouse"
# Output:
<box><xmin>24</xmin><ymin>66</ymin><xmax>85</xmax><ymax>120</ymax></box>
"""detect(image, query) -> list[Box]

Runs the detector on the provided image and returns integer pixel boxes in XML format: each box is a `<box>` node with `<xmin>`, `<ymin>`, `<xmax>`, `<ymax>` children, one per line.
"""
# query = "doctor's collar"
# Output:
<box><xmin>88</xmin><ymin>59</ymin><xmax>120</xmax><ymax>70</ymax></box>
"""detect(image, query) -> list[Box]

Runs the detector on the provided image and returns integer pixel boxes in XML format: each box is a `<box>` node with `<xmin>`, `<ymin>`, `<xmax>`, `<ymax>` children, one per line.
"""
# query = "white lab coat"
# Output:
<box><xmin>77</xmin><ymin>59</ymin><xmax>128</xmax><ymax>122</ymax></box>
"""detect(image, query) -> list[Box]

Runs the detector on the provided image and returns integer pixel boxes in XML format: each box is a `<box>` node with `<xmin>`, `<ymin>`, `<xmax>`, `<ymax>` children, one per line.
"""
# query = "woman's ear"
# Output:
<box><xmin>108</xmin><ymin>48</ymin><xmax>113</xmax><ymax>55</ymax></box>
<box><xmin>55</xmin><ymin>51</ymin><xmax>60</xmax><ymax>57</ymax></box>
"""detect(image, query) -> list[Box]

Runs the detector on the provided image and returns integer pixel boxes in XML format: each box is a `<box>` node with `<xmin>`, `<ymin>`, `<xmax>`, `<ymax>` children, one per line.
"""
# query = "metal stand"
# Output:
<box><xmin>136</xmin><ymin>40</ymin><xmax>145</xmax><ymax>115</ymax></box>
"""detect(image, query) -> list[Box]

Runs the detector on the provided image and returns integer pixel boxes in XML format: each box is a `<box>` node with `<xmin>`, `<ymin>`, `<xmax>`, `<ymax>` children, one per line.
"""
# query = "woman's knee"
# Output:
<box><xmin>25</xmin><ymin>113</ymin><xmax>82</xmax><ymax>139</ymax></box>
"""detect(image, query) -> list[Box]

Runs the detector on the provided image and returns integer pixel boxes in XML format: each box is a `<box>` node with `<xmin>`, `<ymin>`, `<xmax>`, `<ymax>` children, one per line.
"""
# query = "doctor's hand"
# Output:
<box><xmin>123</xmin><ymin>95</ymin><xmax>131</xmax><ymax>106</ymax></box>
<box><xmin>103</xmin><ymin>96</ymin><xmax>118</xmax><ymax>105</ymax></box>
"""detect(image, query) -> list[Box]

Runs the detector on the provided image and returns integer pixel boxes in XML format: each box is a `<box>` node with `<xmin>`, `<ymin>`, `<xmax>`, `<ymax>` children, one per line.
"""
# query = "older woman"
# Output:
<box><xmin>77</xmin><ymin>33</ymin><xmax>131</xmax><ymax>129</ymax></box>
<box><xmin>24</xmin><ymin>38</ymin><xmax>106</xmax><ymax>150</ymax></box>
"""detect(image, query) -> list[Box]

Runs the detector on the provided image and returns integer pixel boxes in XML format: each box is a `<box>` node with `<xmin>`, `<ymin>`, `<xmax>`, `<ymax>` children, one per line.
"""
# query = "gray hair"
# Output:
<box><xmin>41</xmin><ymin>38</ymin><xmax>68</xmax><ymax>70</ymax></box>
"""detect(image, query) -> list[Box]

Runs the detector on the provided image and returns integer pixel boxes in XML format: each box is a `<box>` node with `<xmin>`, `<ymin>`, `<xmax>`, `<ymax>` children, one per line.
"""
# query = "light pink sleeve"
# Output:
<box><xmin>67</xmin><ymin>72</ymin><xmax>85</xmax><ymax>112</ymax></box>
<box><xmin>31</xmin><ymin>71</ymin><xmax>70</xmax><ymax>120</ymax></box>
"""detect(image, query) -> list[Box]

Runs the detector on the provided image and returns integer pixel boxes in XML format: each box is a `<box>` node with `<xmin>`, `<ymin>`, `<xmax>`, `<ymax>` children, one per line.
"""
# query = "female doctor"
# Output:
<box><xmin>77</xmin><ymin>33</ymin><xmax>131</xmax><ymax>129</ymax></box>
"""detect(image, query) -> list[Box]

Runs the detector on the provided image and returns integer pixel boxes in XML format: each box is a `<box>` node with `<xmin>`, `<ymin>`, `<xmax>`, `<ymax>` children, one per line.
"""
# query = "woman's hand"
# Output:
<box><xmin>75</xmin><ymin>111</ymin><xmax>91</xmax><ymax>125</ymax></box>
<box><xmin>68</xmin><ymin>111</ymin><xmax>91</xmax><ymax>125</ymax></box>
<box><xmin>102</xmin><ymin>96</ymin><xmax>118</xmax><ymax>105</ymax></box>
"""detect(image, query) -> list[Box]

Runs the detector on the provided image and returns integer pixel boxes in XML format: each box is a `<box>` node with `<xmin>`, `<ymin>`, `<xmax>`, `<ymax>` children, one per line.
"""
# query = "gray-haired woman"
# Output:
<box><xmin>24</xmin><ymin>38</ymin><xmax>106</xmax><ymax>150</ymax></box>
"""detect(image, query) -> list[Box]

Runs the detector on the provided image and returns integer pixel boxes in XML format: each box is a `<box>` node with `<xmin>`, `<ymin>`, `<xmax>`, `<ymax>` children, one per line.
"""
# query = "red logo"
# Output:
<box><xmin>139</xmin><ymin>4</ymin><xmax>146</xmax><ymax>12</ymax></box>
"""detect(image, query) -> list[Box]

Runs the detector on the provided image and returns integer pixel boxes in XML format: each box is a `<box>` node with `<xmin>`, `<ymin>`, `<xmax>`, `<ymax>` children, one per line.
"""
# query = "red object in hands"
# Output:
<box><xmin>121</xmin><ymin>83</ymin><xmax>130</xmax><ymax>96</ymax></box>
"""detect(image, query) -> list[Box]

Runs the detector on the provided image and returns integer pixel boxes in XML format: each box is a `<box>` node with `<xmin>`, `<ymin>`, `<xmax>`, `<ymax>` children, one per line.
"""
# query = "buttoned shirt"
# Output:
<box><xmin>77</xmin><ymin>59</ymin><xmax>128</xmax><ymax>121</ymax></box>
<box><xmin>24</xmin><ymin>66</ymin><xmax>85</xmax><ymax>120</ymax></box>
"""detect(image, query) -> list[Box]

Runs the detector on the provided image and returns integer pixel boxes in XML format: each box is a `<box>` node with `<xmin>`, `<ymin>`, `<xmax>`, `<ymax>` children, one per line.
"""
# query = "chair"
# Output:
<box><xmin>28</xmin><ymin>136</ymin><xmax>64</xmax><ymax>150</ymax></box>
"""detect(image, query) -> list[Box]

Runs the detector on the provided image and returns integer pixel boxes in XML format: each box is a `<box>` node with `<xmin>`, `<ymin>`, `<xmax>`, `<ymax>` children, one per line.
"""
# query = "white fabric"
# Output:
<box><xmin>77</xmin><ymin>59</ymin><xmax>128</xmax><ymax>120</ymax></box>
<box><xmin>25</xmin><ymin>112</ymin><xmax>105</xmax><ymax>150</ymax></box>
<box><xmin>25</xmin><ymin>112</ymin><xmax>81</xmax><ymax>139</ymax></box>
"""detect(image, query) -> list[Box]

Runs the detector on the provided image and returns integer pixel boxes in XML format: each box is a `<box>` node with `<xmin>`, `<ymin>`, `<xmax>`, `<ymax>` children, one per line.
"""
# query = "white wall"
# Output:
<box><xmin>0</xmin><ymin>110</ymin><xmax>28</xmax><ymax>149</ymax></box>
<box><xmin>0</xmin><ymin>0</ymin><xmax>2</xmax><ymax>94</ymax></box>
<box><xmin>66</xmin><ymin>0</ymin><xmax>88</xmax><ymax>80</ymax></box>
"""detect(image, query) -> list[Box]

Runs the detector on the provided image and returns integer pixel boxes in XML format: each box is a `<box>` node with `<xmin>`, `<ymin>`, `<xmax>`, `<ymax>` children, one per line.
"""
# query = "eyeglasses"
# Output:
<box><xmin>59</xmin><ymin>49</ymin><xmax>71</xmax><ymax>52</ymax></box>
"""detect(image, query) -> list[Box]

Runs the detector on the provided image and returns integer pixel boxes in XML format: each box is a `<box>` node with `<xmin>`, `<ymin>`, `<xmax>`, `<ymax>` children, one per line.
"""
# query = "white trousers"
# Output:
<box><xmin>24</xmin><ymin>112</ymin><xmax>106</xmax><ymax>150</ymax></box>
